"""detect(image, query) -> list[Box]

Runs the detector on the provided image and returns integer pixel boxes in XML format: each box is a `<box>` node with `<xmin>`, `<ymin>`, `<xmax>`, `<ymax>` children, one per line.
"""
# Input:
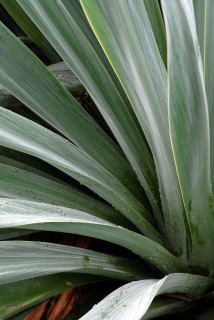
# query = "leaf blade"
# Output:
<box><xmin>0</xmin><ymin>107</ymin><xmax>163</xmax><ymax>243</ymax></box>
<box><xmin>0</xmin><ymin>20</ymin><xmax>141</xmax><ymax>202</ymax></box>
<box><xmin>0</xmin><ymin>0</ymin><xmax>60</xmax><ymax>62</ymax></box>
<box><xmin>0</xmin><ymin>161</ymin><xmax>130</xmax><ymax>227</ymax></box>
<box><xmin>17</xmin><ymin>0</ymin><xmax>161</xmax><ymax>218</ymax></box>
<box><xmin>0</xmin><ymin>198</ymin><xmax>186</xmax><ymax>274</ymax></box>
<box><xmin>161</xmin><ymin>0</ymin><xmax>214</xmax><ymax>273</ymax></box>
<box><xmin>193</xmin><ymin>0</ymin><xmax>214</xmax><ymax>186</ymax></box>
<box><xmin>80</xmin><ymin>0</ymin><xmax>189</xmax><ymax>258</ymax></box>
<box><xmin>144</xmin><ymin>0</ymin><xmax>167</xmax><ymax>66</ymax></box>
<box><xmin>0</xmin><ymin>241</ymin><xmax>146</xmax><ymax>285</ymax></box>
<box><xmin>79</xmin><ymin>273</ymin><xmax>213</xmax><ymax>320</ymax></box>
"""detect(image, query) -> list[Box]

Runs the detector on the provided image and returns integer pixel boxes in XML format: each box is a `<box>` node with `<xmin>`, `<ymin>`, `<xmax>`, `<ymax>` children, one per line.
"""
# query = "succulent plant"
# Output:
<box><xmin>0</xmin><ymin>1</ymin><xmax>214</xmax><ymax>319</ymax></box>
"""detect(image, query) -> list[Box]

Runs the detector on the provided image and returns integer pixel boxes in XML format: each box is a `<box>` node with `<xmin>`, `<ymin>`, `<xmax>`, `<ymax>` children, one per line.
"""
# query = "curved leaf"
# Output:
<box><xmin>17</xmin><ymin>0</ymin><xmax>161</xmax><ymax>219</ymax></box>
<box><xmin>79</xmin><ymin>273</ymin><xmax>213</xmax><ymax>320</ymax></box>
<box><xmin>0</xmin><ymin>199</ymin><xmax>186</xmax><ymax>274</ymax></box>
<box><xmin>0</xmin><ymin>20</ymin><xmax>142</xmax><ymax>202</ymax></box>
<box><xmin>0</xmin><ymin>228</ymin><xmax>35</xmax><ymax>240</ymax></box>
<box><xmin>0</xmin><ymin>147</ymin><xmax>70</xmax><ymax>184</ymax></box>
<box><xmin>143</xmin><ymin>298</ymin><xmax>190</xmax><ymax>320</ymax></box>
<box><xmin>0</xmin><ymin>241</ymin><xmax>147</xmax><ymax>285</ymax></box>
<box><xmin>80</xmin><ymin>0</ymin><xmax>189</xmax><ymax>258</ymax></box>
<box><xmin>0</xmin><ymin>107</ymin><xmax>162</xmax><ymax>243</ymax></box>
<box><xmin>0</xmin><ymin>162</ymin><xmax>130</xmax><ymax>227</ymax></box>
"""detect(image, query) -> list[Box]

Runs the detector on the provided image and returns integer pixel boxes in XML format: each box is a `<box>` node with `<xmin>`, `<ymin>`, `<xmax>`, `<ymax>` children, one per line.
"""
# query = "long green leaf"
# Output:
<box><xmin>0</xmin><ymin>273</ymin><xmax>98</xmax><ymax>319</ymax></box>
<box><xmin>80</xmin><ymin>0</ymin><xmax>189</xmax><ymax>259</ymax></box>
<box><xmin>0</xmin><ymin>199</ymin><xmax>186</xmax><ymax>274</ymax></box>
<box><xmin>161</xmin><ymin>0</ymin><xmax>214</xmax><ymax>274</ymax></box>
<box><xmin>193</xmin><ymin>0</ymin><xmax>214</xmax><ymax>187</ymax></box>
<box><xmin>17</xmin><ymin>0</ymin><xmax>161</xmax><ymax>219</ymax></box>
<box><xmin>0</xmin><ymin>241</ymin><xmax>146</xmax><ymax>285</ymax></box>
<box><xmin>0</xmin><ymin>20</ymin><xmax>142</xmax><ymax>203</ymax></box>
<box><xmin>144</xmin><ymin>0</ymin><xmax>167</xmax><ymax>67</ymax></box>
<box><xmin>0</xmin><ymin>162</ymin><xmax>130</xmax><ymax>227</ymax></box>
<box><xmin>0</xmin><ymin>107</ymin><xmax>163</xmax><ymax>243</ymax></box>
<box><xmin>0</xmin><ymin>62</ymin><xmax>84</xmax><ymax>109</ymax></box>
<box><xmin>0</xmin><ymin>146</ymin><xmax>71</xmax><ymax>185</ymax></box>
<box><xmin>0</xmin><ymin>0</ymin><xmax>60</xmax><ymax>62</ymax></box>
<box><xmin>79</xmin><ymin>273</ymin><xmax>213</xmax><ymax>320</ymax></box>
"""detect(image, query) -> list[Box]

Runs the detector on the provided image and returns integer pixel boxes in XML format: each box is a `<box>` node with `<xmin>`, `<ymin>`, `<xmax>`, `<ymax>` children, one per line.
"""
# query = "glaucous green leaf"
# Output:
<box><xmin>193</xmin><ymin>0</ymin><xmax>214</xmax><ymax>187</ymax></box>
<box><xmin>0</xmin><ymin>20</ymin><xmax>142</xmax><ymax>202</ymax></box>
<box><xmin>0</xmin><ymin>107</ymin><xmax>162</xmax><ymax>243</ymax></box>
<box><xmin>17</xmin><ymin>0</ymin><xmax>161</xmax><ymax>220</ymax></box>
<box><xmin>48</xmin><ymin>62</ymin><xmax>84</xmax><ymax>94</ymax></box>
<box><xmin>0</xmin><ymin>199</ymin><xmax>186</xmax><ymax>274</ymax></box>
<box><xmin>161</xmin><ymin>0</ymin><xmax>214</xmax><ymax>274</ymax></box>
<box><xmin>0</xmin><ymin>162</ymin><xmax>130</xmax><ymax>227</ymax></box>
<box><xmin>0</xmin><ymin>0</ymin><xmax>60</xmax><ymax>62</ymax></box>
<box><xmin>144</xmin><ymin>0</ymin><xmax>167</xmax><ymax>66</ymax></box>
<box><xmin>0</xmin><ymin>241</ymin><xmax>146</xmax><ymax>285</ymax></box>
<box><xmin>80</xmin><ymin>0</ymin><xmax>189</xmax><ymax>259</ymax></box>
<box><xmin>79</xmin><ymin>273</ymin><xmax>213</xmax><ymax>320</ymax></box>
<box><xmin>0</xmin><ymin>62</ymin><xmax>84</xmax><ymax>109</ymax></box>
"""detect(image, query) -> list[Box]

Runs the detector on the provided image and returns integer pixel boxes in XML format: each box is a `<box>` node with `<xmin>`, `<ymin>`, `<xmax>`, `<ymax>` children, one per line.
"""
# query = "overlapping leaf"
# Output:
<box><xmin>0</xmin><ymin>62</ymin><xmax>84</xmax><ymax>109</ymax></box>
<box><xmin>0</xmin><ymin>107</ymin><xmax>162</xmax><ymax>243</ymax></box>
<box><xmin>79</xmin><ymin>273</ymin><xmax>213</xmax><ymax>320</ymax></box>
<box><xmin>17</xmin><ymin>0</ymin><xmax>161</xmax><ymax>219</ymax></box>
<box><xmin>0</xmin><ymin>0</ymin><xmax>59</xmax><ymax>62</ymax></box>
<box><xmin>0</xmin><ymin>273</ymin><xmax>98</xmax><ymax>319</ymax></box>
<box><xmin>144</xmin><ymin>0</ymin><xmax>167</xmax><ymax>66</ymax></box>
<box><xmin>0</xmin><ymin>241</ymin><xmax>146</xmax><ymax>285</ymax></box>
<box><xmin>0</xmin><ymin>20</ymin><xmax>142</xmax><ymax>203</ymax></box>
<box><xmin>0</xmin><ymin>198</ymin><xmax>185</xmax><ymax>274</ymax></box>
<box><xmin>0</xmin><ymin>162</ymin><xmax>130</xmax><ymax>227</ymax></box>
<box><xmin>80</xmin><ymin>0</ymin><xmax>189</xmax><ymax>258</ymax></box>
<box><xmin>193</xmin><ymin>0</ymin><xmax>214</xmax><ymax>186</ymax></box>
<box><xmin>162</xmin><ymin>0</ymin><xmax>214</xmax><ymax>273</ymax></box>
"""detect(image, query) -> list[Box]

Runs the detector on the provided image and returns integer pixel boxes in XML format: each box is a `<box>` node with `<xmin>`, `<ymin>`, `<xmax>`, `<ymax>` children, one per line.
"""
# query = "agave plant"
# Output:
<box><xmin>0</xmin><ymin>0</ymin><xmax>214</xmax><ymax>319</ymax></box>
